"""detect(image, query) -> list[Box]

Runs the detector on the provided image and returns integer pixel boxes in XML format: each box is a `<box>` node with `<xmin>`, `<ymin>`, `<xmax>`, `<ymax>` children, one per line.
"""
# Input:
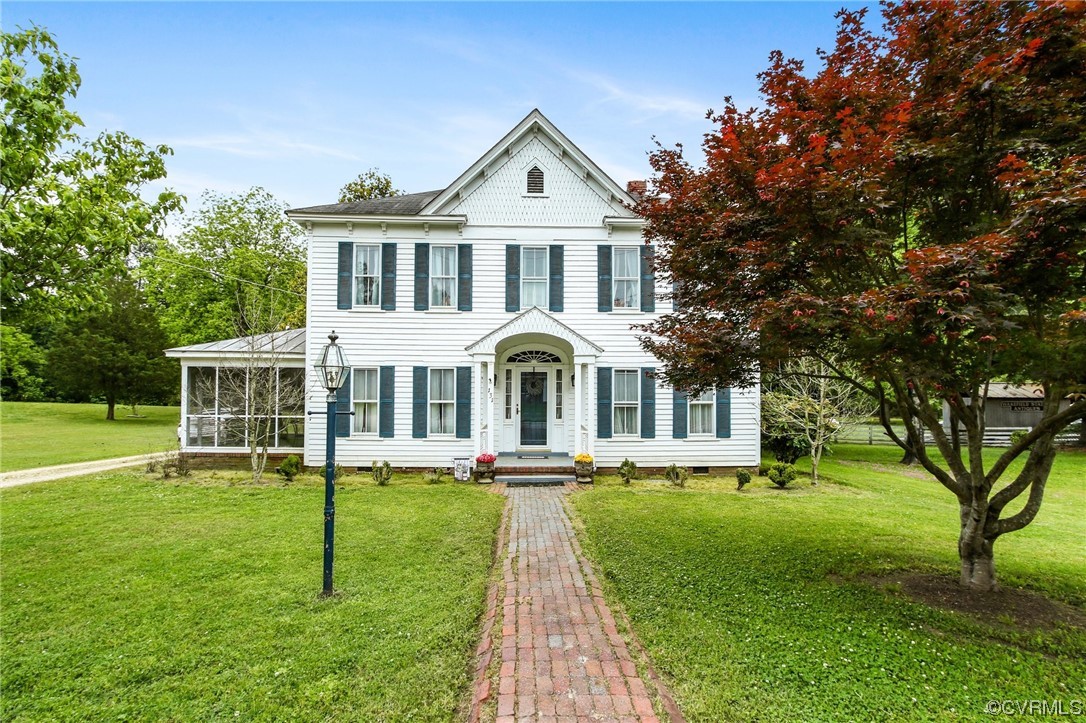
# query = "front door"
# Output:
<box><xmin>519</xmin><ymin>371</ymin><xmax>548</xmax><ymax>447</ymax></box>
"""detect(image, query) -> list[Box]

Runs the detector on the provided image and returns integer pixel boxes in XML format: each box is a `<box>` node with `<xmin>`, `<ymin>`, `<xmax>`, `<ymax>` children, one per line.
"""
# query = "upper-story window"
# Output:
<box><xmin>521</xmin><ymin>247</ymin><xmax>548</xmax><ymax>308</ymax></box>
<box><xmin>430</xmin><ymin>245</ymin><xmax>456</xmax><ymax>308</ymax></box>
<box><xmin>526</xmin><ymin>166</ymin><xmax>544</xmax><ymax>195</ymax></box>
<box><xmin>613</xmin><ymin>247</ymin><xmax>640</xmax><ymax>309</ymax></box>
<box><xmin>354</xmin><ymin>244</ymin><xmax>381</xmax><ymax>306</ymax></box>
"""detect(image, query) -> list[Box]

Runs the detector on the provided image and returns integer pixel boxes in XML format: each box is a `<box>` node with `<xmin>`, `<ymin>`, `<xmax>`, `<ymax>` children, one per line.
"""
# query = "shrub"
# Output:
<box><xmin>736</xmin><ymin>468</ymin><xmax>752</xmax><ymax>490</ymax></box>
<box><xmin>768</xmin><ymin>463</ymin><xmax>797</xmax><ymax>488</ymax></box>
<box><xmin>758</xmin><ymin>462</ymin><xmax>770</xmax><ymax>476</ymax></box>
<box><xmin>371</xmin><ymin>459</ymin><xmax>393</xmax><ymax>486</ymax></box>
<box><xmin>425</xmin><ymin>467</ymin><xmax>447</xmax><ymax>485</ymax></box>
<box><xmin>278</xmin><ymin>454</ymin><xmax>302</xmax><ymax>482</ymax></box>
<box><xmin>765</xmin><ymin>431</ymin><xmax>811</xmax><ymax>464</ymax></box>
<box><xmin>618</xmin><ymin>458</ymin><xmax>637</xmax><ymax>485</ymax></box>
<box><xmin>665</xmin><ymin>463</ymin><xmax>689</xmax><ymax>489</ymax></box>
<box><xmin>317</xmin><ymin>463</ymin><xmax>345</xmax><ymax>481</ymax></box>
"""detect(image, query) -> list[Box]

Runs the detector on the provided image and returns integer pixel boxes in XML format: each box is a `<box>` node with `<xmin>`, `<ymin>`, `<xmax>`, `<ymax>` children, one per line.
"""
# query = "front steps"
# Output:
<box><xmin>495</xmin><ymin>453</ymin><xmax>577</xmax><ymax>486</ymax></box>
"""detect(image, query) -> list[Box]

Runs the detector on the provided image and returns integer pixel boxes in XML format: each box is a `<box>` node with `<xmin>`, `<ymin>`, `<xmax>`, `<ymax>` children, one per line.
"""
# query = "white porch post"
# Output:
<box><xmin>473</xmin><ymin>353</ymin><xmax>495</xmax><ymax>456</ymax></box>
<box><xmin>573</xmin><ymin>363</ymin><xmax>583</xmax><ymax>455</ymax></box>
<box><xmin>574</xmin><ymin>355</ymin><xmax>595</xmax><ymax>457</ymax></box>
<box><xmin>472</xmin><ymin>360</ymin><xmax>483</xmax><ymax>459</ymax></box>
<box><xmin>179</xmin><ymin>363</ymin><xmax>189</xmax><ymax>451</ymax></box>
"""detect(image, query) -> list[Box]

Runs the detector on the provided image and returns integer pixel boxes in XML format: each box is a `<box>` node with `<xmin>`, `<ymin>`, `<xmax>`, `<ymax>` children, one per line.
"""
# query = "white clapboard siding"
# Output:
<box><xmin>300</xmin><ymin>112</ymin><xmax>760</xmax><ymax>470</ymax></box>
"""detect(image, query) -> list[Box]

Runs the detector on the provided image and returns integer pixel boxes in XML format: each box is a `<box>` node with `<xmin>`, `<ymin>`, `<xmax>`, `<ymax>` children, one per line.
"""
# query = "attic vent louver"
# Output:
<box><xmin>526</xmin><ymin>166</ymin><xmax>544</xmax><ymax>194</ymax></box>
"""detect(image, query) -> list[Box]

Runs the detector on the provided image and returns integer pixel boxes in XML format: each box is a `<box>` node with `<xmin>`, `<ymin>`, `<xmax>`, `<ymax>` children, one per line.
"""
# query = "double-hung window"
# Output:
<box><xmin>613</xmin><ymin>369</ymin><xmax>639</xmax><ymax>435</ymax></box>
<box><xmin>353</xmin><ymin>368</ymin><xmax>379</xmax><ymax>434</ymax></box>
<box><xmin>429</xmin><ymin>368</ymin><xmax>455</xmax><ymax>435</ymax></box>
<box><xmin>613</xmin><ymin>247</ymin><xmax>640</xmax><ymax>309</ymax></box>
<box><xmin>430</xmin><ymin>245</ymin><xmax>456</xmax><ymax>308</ymax></box>
<box><xmin>689</xmin><ymin>390</ymin><xmax>714</xmax><ymax>435</ymax></box>
<box><xmin>354</xmin><ymin>244</ymin><xmax>381</xmax><ymax>306</ymax></box>
<box><xmin>521</xmin><ymin>247</ymin><xmax>548</xmax><ymax>308</ymax></box>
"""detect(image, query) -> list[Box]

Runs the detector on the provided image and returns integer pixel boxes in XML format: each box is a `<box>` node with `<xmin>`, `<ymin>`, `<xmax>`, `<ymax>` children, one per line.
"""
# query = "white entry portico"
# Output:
<box><xmin>466</xmin><ymin>307</ymin><xmax>602</xmax><ymax>458</ymax></box>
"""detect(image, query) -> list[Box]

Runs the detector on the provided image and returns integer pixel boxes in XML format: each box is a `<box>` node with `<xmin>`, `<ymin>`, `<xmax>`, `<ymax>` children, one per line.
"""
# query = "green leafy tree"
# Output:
<box><xmin>638</xmin><ymin>3</ymin><xmax>1085</xmax><ymax>591</ymax></box>
<box><xmin>337</xmin><ymin>168</ymin><xmax>400</xmax><ymax>203</ymax></box>
<box><xmin>47</xmin><ymin>276</ymin><xmax>176</xmax><ymax>420</ymax></box>
<box><xmin>141</xmin><ymin>187</ymin><xmax>306</xmax><ymax>346</ymax></box>
<box><xmin>1</xmin><ymin>27</ymin><xmax>181</xmax><ymax>321</ymax></box>
<box><xmin>0</xmin><ymin>324</ymin><xmax>48</xmax><ymax>400</ymax></box>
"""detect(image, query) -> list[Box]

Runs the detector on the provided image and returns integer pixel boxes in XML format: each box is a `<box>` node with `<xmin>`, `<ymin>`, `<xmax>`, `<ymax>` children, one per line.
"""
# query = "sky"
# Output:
<box><xmin>5</xmin><ymin>2</ymin><xmax>866</xmax><ymax>214</ymax></box>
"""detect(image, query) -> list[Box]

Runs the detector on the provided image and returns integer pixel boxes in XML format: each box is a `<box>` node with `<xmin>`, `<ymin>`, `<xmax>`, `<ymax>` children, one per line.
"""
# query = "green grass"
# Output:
<box><xmin>0</xmin><ymin>402</ymin><xmax>181</xmax><ymax>471</ymax></box>
<box><xmin>1</xmin><ymin>472</ymin><xmax>505</xmax><ymax>721</ymax></box>
<box><xmin>572</xmin><ymin>445</ymin><xmax>1086</xmax><ymax>722</ymax></box>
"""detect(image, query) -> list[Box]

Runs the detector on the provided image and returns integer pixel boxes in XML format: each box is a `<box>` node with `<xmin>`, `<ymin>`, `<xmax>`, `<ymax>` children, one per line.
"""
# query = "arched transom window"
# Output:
<box><xmin>507</xmin><ymin>350</ymin><xmax>561</xmax><ymax>364</ymax></box>
<box><xmin>526</xmin><ymin>166</ymin><xmax>544</xmax><ymax>195</ymax></box>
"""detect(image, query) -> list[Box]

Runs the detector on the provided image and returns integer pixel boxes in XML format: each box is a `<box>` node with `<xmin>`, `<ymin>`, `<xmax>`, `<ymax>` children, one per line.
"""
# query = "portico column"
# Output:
<box><xmin>573</xmin><ymin>364</ymin><xmax>583</xmax><ymax>455</ymax></box>
<box><xmin>574</xmin><ymin>355</ymin><xmax>595</xmax><ymax>457</ymax></box>
<box><xmin>472</xmin><ymin>360</ymin><xmax>483</xmax><ymax>459</ymax></box>
<box><xmin>478</xmin><ymin>353</ymin><xmax>496</xmax><ymax>455</ymax></box>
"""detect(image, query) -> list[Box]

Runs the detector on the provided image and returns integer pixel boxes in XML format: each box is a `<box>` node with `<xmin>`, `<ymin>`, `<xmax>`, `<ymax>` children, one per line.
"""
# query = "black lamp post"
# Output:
<box><xmin>314</xmin><ymin>331</ymin><xmax>349</xmax><ymax>597</ymax></box>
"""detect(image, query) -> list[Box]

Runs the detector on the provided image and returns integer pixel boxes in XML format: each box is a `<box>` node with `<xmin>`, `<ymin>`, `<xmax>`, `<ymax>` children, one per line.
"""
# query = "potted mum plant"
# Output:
<box><xmin>475</xmin><ymin>452</ymin><xmax>497</xmax><ymax>483</ymax></box>
<box><xmin>574</xmin><ymin>452</ymin><xmax>594</xmax><ymax>483</ymax></box>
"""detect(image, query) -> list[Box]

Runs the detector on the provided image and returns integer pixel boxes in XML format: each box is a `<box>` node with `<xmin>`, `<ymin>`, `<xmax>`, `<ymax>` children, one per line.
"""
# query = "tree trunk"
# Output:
<box><xmin>106</xmin><ymin>396</ymin><xmax>116</xmax><ymax>421</ymax></box>
<box><xmin>958</xmin><ymin>504</ymin><xmax>997</xmax><ymax>591</ymax></box>
<box><xmin>900</xmin><ymin>424</ymin><xmax>918</xmax><ymax>465</ymax></box>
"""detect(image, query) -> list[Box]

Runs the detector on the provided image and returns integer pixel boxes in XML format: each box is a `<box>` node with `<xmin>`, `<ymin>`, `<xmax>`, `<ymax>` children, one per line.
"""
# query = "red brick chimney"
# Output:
<box><xmin>626</xmin><ymin>180</ymin><xmax>648</xmax><ymax>200</ymax></box>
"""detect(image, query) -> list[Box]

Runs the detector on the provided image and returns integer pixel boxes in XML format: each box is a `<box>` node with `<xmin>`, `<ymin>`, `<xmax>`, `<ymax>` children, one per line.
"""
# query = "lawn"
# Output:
<box><xmin>1</xmin><ymin>471</ymin><xmax>505</xmax><ymax>721</ymax></box>
<box><xmin>0</xmin><ymin>402</ymin><xmax>181</xmax><ymax>471</ymax></box>
<box><xmin>571</xmin><ymin>445</ymin><xmax>1086</xmax><ymax>722</ymax></box>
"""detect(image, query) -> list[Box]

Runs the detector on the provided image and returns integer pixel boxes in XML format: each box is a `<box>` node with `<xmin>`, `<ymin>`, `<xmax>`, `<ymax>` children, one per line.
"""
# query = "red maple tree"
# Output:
<box><xmin>638</xmin><ymin>2</ymin><xmax>1085</xmax><ymax>591</ymax></box>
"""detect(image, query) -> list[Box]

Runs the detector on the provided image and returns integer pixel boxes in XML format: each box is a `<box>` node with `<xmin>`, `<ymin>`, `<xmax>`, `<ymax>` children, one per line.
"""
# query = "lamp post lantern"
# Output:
<box><xmin>314</xmin><ymin>331</ymin><xmax>350</xmax><ymax>596</ymax></box>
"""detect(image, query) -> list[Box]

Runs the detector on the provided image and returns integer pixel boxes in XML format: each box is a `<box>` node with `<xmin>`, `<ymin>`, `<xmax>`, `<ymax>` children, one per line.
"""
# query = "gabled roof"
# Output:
<box><xmin>421</xmin><ymin>109</ymin><xmax>637</xmax><ymax>216</ymax></box>
<box><xmin>286</xmin><ymin>190</ymin><xmax>443</xmax><ymax>217</ymax></box>
<box><xmin>165</xmin><ymin>328</ymin><xmax>306</xmax><ymax>359</ymax></box>
<box><xmin>465</xmin><ymin>307</ymin><xmax>603</xmax><ymax>357</ymax></box>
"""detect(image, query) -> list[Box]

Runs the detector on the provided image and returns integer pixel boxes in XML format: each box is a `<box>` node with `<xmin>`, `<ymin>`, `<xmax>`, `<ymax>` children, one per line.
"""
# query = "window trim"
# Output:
<box><xmin>612</xmin><ymin>246</ymin><xmax>640</xmax><ymax>310</ymax></box>
<box><xmin>428</xmin><ymin>367</ymin><xmax>456</xmax><ymax>436</ymax></box>
<box><xmin>352</xmin><ymin>367</ymin><xmax>379</xmax><ymax>435</ymax></box>
<box><xmin>520</xmin><ymin>246</ymin><xmax>549</xmax><ymax>309</ymax></box>
<box><xmin>429</xmin><ymin>245</ymin><xmax>457</xmax><ymax>309</ymax></box>
<box><xmin>688</xmin><ymin>389</ymin><xmax>715</xmax><ymax>436</ymax></box>
<box><xmin>613</xmin><ymin>368</ymin><xmax>640</xmax><ymax>437</ymax></box>
<box><xmin>353</xmin><ymin>243</ymin><xmax>382</xmax><ymax>307</ymax></box>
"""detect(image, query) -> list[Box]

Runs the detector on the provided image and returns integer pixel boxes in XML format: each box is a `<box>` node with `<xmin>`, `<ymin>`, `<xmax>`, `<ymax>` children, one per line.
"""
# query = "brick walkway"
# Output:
<box><xmin>489</xmin><ymin>486</ymin><xmax>663</xmax><ymax>723</ymax></box>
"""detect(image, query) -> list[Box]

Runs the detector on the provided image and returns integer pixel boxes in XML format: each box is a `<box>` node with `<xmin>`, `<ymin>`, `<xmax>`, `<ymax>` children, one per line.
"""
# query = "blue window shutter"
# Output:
<box><xmin>414</xmin><ymin>243</ymin><xmax>429</xmax><ymax>311</ymax></box>
<box><xmin>505</xmin><ymin>244</ymin><xmax>520</xmax><ymax>312</ymax></box>
<box><xmin>412</xmin><ymin>367</ymin><xmax>428</xmax><ymax>438</ymax></box>
<box><xmin>640</xmin><ymin>244</ymin><xmax>655</xmax><ymax>312</ymax></box>
<box><xmin>455</xmin><ymin>366</ymin><xmax>471</xmax><ymax>439</ymax></box>
<box><xmin>457</xmin><ymin>244</ymin><xmax>472</xmax><ymax>311</ymax></box>
<box><xmin>597</xmin><ymin>246</ymin><xmax>612</xmax><ymax>312</ymax></box>
<box><xmin>716</xmin><ymin>389</ymin><xmax>732</xmax><ymax>439</ymax></box>
<box><xmin>672</xmin><ymin>390</ymin><xmax>688</xmax><ymax>439</ymax></box>
<box><xmin>379</xmin><ymin>366</ymin><xmax>395</xmax><ymax>438</ymax></box>
<box><xmin>640</xmin><ymin>367</ymin><xmax>655</xmax><ymax>439</ymax></box>
<box><xmin>381</xmin><ymin>243</ymin><xmax>396</xmax><ymax>311</ymax></box>
<box><xmin>335</xmin><ymin>371</ymin><xmax>351</xmax><ymax>437</ymax></box>
<box><xmin>338</xmin><ymin>242</ymin><xmax>353</xmax><ymax>309</ymax></box>
<box><xmin>549</xmin><ymin>245</ymin><xmax>564</xmax><ymax>312</ymax></box>
<box><xmin>597</xmin><ymin>367</ymin><xmax>613</xmax><ymax>439</ymax></box>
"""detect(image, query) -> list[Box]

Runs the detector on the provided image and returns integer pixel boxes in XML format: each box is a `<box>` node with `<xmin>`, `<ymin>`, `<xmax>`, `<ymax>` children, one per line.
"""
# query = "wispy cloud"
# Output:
<box><xmin>168</xmin><ymin>131</ymin><xmax>361</xmax><ymax>161</ymax></box>
<box><xmin>564</xmin><ymin>70</ymin><xmax>707</xmax><ymax>120</ymax></box>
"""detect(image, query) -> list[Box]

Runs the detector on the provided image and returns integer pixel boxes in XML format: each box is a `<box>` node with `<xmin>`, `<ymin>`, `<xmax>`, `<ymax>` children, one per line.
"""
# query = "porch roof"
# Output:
<box><xmin>165</xmin><ymin>328</ymin><xmax>306</xmax><ymax>360</ymax></box>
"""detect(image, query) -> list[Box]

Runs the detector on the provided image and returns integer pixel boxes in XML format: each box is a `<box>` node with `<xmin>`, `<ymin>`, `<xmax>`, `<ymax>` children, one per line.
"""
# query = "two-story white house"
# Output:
<box><xmin>167</xmin><ymin>110</ymin><xmax>760</xmax><ymax>473</ymax></box>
